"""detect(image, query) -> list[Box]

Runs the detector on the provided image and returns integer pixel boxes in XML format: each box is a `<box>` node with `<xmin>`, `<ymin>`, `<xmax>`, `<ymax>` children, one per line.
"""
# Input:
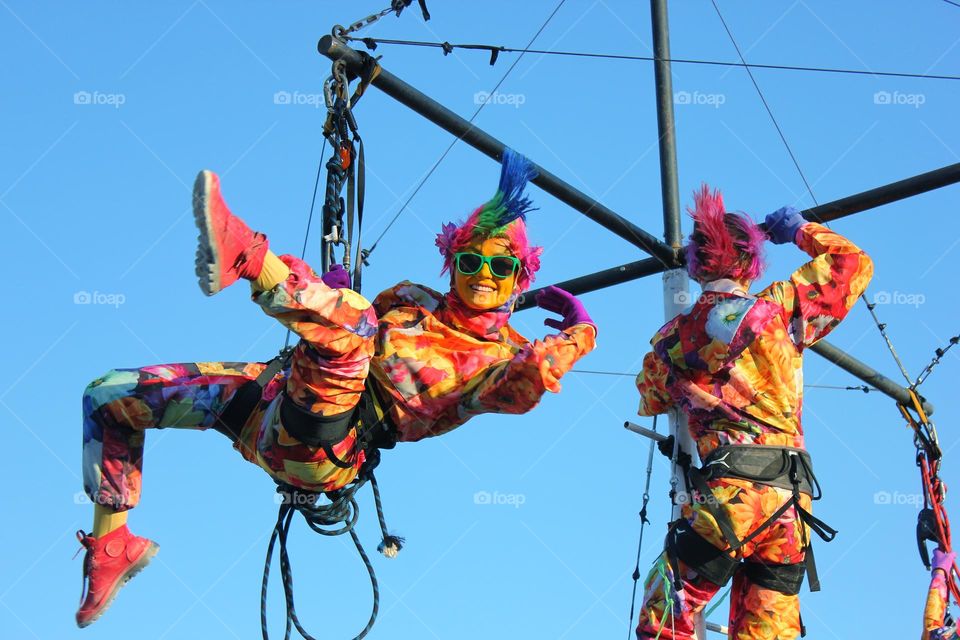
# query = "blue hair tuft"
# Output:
<box><xmin>496</xmin><ymin>148</ymin><xmax>538</xmax><ymax>226</ymax></box>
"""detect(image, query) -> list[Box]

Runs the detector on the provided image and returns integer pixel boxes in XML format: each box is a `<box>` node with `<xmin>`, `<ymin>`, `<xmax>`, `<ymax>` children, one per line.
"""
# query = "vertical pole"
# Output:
<box><xmin>650</xmin><ymin>0</ymin><xmax>693</xmax><ymax>515</ymax></box>
<box><xmin>650</xmin><ymin>1</ymin><xmax>703</xmax><ymax>638</ymax></box>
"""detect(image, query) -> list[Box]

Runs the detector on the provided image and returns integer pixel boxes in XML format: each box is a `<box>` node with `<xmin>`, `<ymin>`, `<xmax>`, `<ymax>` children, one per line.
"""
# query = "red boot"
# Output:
<box><xmin>75</xmin><ymin>525</ymin><xmax>159</xmax><ymax>628</ymax></box>
<box><xmin>193</xmin><ymin>169</ymin><xmax>269</xmax><ymax>295</ymax></box>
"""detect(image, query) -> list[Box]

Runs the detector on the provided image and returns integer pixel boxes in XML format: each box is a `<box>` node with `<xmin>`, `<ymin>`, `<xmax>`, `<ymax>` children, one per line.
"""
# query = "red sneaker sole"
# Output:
<box><xmin>193</xmin><ymin>170</ymin><xmax>224</xmax><ymax>296</ymax></box>
<box><xmin>76</xmin><ymin>541</ymin><xmax>159</xmax><ymax>629</ymax></box>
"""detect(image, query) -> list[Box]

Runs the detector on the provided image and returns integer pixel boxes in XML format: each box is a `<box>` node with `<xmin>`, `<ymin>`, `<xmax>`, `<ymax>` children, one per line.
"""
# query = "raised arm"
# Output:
<box><xmin>460</xmin><ymin>322</ymin><xmax>597</xmax><ymax>417</ymax></box>
<box><xmin>758</xmin><ymin>208</ymin><xmax>874</xmax><ymax>349</ymax></box>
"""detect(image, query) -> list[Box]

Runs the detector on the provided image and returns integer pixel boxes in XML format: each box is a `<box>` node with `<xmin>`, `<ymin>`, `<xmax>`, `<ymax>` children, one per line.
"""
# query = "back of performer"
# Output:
<box><xmin>634</xmin><ymin>186</ymin><xmax>873</xmax><ymax>640</ymax></box>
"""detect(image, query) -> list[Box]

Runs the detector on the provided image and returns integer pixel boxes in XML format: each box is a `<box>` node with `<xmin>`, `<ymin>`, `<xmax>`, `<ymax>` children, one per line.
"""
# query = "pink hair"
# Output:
<box><xmin>683</xmin><ymin>184</ymin><xmax>766</xmax><ymax>282</ymax></box>
<box><xmin>436</xmin><ymin>207</ymin><xmax>542</xmax><ymax>292</ymax></box>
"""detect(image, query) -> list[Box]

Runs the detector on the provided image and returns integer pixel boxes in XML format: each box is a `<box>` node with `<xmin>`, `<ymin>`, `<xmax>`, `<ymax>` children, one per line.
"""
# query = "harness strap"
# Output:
<box><xmin>278</xmin><ymin>383</ymin><xmax>397</xmax><ymax>471</ymax></box>
<box><xmin>686</xmin><ymin>449</ymin><xmax>836</xmax><ymax>593</ymax></box>
<box><xmin>743</xmin><ymin>560</ymin><xmax>806</xmax><ymax>596</ymax></box>
<box><xmin>215</xmin><ymin>348</ymin><xmax>294</xmax><ymax>441</ymax></box>
<box><xmin>279</xmin><ymin>394</ymin><xmax>357</xmax><ymax>469</ymax></box>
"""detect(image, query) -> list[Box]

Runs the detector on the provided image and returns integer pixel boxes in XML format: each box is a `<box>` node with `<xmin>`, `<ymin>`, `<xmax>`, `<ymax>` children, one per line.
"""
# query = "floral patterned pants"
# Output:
<box><xmin>637</xmin><ymin>478</ymin><xmax>812</xmax><ymax>639</ymax></box>
<box><xmin>81</xmin><ymin>255</ymin><xmax>378</xmax><ymax>510</ymax></box>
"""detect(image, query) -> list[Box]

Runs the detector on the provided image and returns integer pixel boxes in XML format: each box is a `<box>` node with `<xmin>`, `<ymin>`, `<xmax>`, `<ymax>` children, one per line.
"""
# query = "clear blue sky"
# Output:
<box><xmin>3</xmin><ymin>1</ymin><xmax>960</xmax><ymax>638</ymax></box>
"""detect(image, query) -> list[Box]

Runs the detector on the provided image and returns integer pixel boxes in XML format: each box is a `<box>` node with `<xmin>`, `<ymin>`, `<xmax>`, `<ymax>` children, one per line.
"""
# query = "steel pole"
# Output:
<box><xmin>515</xmin><ymin>257</ymin><xmax>668</xmax><ymax>311</ymax></box>
<box><xmin>318</xmin><ymin>36</ymin><xmax>676</xmax><ymax>265</ymax></box>
<box><xmin>802</xmin><ymin>162</ymin><xmax>960</xmax><ymax>224</ymax></box>
<box><xmin>650</xmin><ymin>0</ymin><xmax>703</xmax><ymax>635</ymax></box>
<box><xmin>650</xmin><ymin>0</ymin><xmax>695</xmax><ymax>510</ymax></box>
<box><xmin>811</xmin><ymin>340</ymin><xmax>934</xmax><ymax>414</ymax></box>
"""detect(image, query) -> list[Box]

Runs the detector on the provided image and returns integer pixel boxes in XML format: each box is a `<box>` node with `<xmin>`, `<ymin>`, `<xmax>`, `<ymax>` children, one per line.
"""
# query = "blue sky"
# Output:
<box><xmin>2</xmin><ymin>1</ymin><xmax>960</xmax><ymax>638</ymax></box>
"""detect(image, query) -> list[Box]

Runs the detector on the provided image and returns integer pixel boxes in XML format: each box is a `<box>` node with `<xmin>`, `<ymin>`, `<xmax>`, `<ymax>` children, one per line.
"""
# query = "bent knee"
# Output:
<box><xmin>83</xmin><ymin>369</ymin><xmax>141</xmax><ymax>410</ymax></box>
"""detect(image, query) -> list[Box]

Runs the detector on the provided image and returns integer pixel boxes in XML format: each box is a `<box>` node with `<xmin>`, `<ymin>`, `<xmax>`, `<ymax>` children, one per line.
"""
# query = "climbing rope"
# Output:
<box><xmin>626</xmin><ymin>415</ymin><xmax>658</xmax><ymax>639</ymax></box>
<box><xmin>260</xmin><ymin>6</ymin><xmax>430</xmax><ymax>637</ymax></box>
<box><xmin>358</xmin><ymin>0</ymin><xmax>567</xmax><ymax>261</ymax></box>
<box><xmin>261</xmin><ymin>470</ymin><xmax>398</xmax><ymax>640</ymax></box>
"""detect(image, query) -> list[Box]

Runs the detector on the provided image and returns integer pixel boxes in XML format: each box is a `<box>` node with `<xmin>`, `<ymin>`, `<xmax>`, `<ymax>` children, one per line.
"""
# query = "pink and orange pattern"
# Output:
<box><xmin>634</xmin><ymin>222</ymin><xmax>873</xmax><ymax>638</ymax></box>
<box><xmin>83</xmin><ymin>255</ymin><xmax>596</xmax><ymax>508</ymax></box>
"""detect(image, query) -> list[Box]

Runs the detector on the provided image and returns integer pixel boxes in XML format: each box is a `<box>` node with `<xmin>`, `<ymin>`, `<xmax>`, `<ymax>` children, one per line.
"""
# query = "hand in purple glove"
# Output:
<box><xmin>535</xmin><ymin>285</ymin><xmax>595</xmax><ymax>333</ymax></box>
<box><xmin>321</xmin><ymin>264</ymin><xmax>351</xmax><ymax>289</ymax></box>
<box><xmin>933</xmin><ymin>548</ymin><xmax>956</xmax><ymax>574</ymax></box>
<box><xmin>764</xmin><ymin>206</ymin><xmax>807</xmax><ymax>245</ymax></box>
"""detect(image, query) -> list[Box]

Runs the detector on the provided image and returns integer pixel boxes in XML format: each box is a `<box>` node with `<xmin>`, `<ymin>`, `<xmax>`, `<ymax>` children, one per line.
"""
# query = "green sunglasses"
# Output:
<box><xmin>454</xmin><ymin>252</ymin><xmax>520</xmax><ymax>279</ymax></box>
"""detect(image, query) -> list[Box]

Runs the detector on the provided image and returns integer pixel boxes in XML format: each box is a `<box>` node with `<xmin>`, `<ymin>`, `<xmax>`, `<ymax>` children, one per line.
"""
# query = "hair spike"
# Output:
<box><xmin>684</xmin><ymin>184</ymin><xmax>766</xmax><ymax>282</ymax></box>
<box><xmin>436</xmin><ymin>148</ymin><xmax>542</xmax><ymax>291</ymax></box>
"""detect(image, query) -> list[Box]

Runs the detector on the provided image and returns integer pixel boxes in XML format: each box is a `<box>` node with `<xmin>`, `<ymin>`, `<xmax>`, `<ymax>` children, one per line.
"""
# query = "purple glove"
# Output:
<box><xmin>764</xmin><ymin>206</ymin><xmax>807</xmax><ymax>245</ymax></box>
<box><xmin>321</xmin><ymin>264</ymin><xmax>351</xmax><ymax>289</ymax></box>
<box><xmin>535</xmin><ymin>286</ymin><xmax>594</xmax><ymax>332</ymax></box>
<box><xmin>933</xmin><ymin>548</ymin><xmax>956</xmax><ymax>574</ymax></box>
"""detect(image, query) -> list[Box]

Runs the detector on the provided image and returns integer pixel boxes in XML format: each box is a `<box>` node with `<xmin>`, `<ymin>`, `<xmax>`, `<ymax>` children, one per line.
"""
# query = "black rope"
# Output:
<box><xmin>362</xmin><ymin>0</ymin><xmax>568</xmax><ymax>259</ymax></box>
<box><xmin>284</xmin><ymin>139</ymin><xmax>328</xmax><ymax>350</ymax></box>
<box><xmin>626</xmin><ymin>416</ymin><xmax>657</xmax><ymax>638</ymax></box>
<box><xmin>261</xmin><ymin>472</ymin><xmax>396</xmax><ymax>640</ymax></box>
<box><xmin>709</xmin><ymin>1</ymin><xmax>818</xmax><ymax>205</ymax></box>
<box><xmin>344</xmin><ymin>36</ymin><xmax>960</xmax><ymax>82</ymax></box>
<box><xmin>708</xmin><ymin>1</ymin><xmax>917</xmax><ymax>391</ymax></box>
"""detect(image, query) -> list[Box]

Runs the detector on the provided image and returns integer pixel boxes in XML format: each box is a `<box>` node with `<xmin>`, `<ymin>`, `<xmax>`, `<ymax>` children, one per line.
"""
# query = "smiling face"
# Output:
<box><xmin>453</xmin><ymin>237</ymin><xmax>519</xmax><ymax>310</ymax></box>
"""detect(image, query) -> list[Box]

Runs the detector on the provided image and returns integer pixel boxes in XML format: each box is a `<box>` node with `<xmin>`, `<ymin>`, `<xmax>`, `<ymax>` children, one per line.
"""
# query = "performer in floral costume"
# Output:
<box><xmin>634</xmin><ymin>186</ymin><xmax>873</xmax><ymax>639</ymax></box>
<box><xmin>924</xmin><ymin>549</ymin><xmax>957</xmax><ymax>639</ymax></box>
<box><xmin>75</xmin><ymin>150</ymin><xmax>596</xmax><ymax>627</ymax></box>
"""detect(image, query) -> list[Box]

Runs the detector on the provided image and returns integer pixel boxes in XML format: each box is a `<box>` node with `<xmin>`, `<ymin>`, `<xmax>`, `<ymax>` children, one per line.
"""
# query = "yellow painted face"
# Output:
<box><xmin>453</xmin><ymin>237</ymin><xmax>519</xmax><ymax>310</ymax></box>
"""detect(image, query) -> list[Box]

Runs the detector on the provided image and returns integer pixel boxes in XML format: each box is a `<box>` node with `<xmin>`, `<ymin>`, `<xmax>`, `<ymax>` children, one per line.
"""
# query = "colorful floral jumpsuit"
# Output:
<box><xmin>924</xmin><ymin>568</ymin><xmax>954</xmax><ymax>639</ymax></box>
<box><xmin>634</xmin><ymin>222</ymin><xmax>873</xmax><ymax>639</ymax></box>
<box><xmin>82</xmin><ymin>254</ymin><xmax>596</xmax><ymax>510</ymax></box>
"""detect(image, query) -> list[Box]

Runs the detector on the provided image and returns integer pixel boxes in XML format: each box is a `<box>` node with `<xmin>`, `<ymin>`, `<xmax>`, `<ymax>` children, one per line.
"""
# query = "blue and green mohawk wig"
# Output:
<box><xmin>436</xmin><ymin>148</ymin><xmax>543</xmax><ymax>291</ymax></box>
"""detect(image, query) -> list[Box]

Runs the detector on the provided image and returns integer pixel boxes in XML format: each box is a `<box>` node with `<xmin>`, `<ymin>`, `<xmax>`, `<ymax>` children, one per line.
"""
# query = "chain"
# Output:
<box><xmin>915</xmin><ymin>334</ymin><xmax>960</xmax><ymax>389</ymax></box>
<box><xmin>332</xmin><ymin>1</ymin><xmax>423</xmax><ymax>39</ymax></box>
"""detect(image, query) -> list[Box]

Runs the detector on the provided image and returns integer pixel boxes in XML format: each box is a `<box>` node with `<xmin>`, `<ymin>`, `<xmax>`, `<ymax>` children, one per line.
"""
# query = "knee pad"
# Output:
<box><xmin>666</xmin><ymin>519</ymin><xmax>739</xmax><ymax>588</ymax></box>
<box><xmin>743</xmin><ymin>561</ymin><xmax>806</xmax><ymax>595</ymax></box>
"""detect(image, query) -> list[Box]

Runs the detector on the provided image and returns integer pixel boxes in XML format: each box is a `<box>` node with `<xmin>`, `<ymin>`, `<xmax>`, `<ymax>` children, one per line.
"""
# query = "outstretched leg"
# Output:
<box><xmin>77</xmin><ymin>361</ymin><xmax>265</xmax><ymax>627</ymax></box>
<box><xmin>83</xmin><ymin>361</ymin><xmax>266</xmax><ymax>510</ymax></box>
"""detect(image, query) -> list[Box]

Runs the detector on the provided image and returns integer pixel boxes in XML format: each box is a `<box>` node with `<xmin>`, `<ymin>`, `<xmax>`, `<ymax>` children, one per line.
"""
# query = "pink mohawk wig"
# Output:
<box><xmin>435</xmin><ymin>149</ymin><xmax>543</xmax><ymax>292</ymax></box>
<box><xmin>683</xmin><ymin>184</ymin><xmax>766</xmax><ymax>283</ymax></box>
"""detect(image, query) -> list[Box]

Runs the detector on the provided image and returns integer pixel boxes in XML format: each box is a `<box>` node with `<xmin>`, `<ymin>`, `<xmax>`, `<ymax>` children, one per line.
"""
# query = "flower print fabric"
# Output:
<box><xmin>634</xmin><ymin>222</ymin><xmax>873</xmax><ymax>639</ymax></box>
<box><xmin>636</xmin><ymin>222</ymin><xmax>874</xmax><ymax>457</ymax></box>
<box><xmin>83</xmin><ymin>258</ymin><xmax>596</xmax><ymax>509</ymax></box>
<box><xmin>371</xmin><ymin>282</ymin><xmax>596</xmax><ymax>443</ymax></box>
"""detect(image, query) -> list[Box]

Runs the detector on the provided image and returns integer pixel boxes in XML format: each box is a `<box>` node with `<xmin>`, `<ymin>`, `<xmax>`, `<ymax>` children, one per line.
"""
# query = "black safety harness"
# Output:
<box><xmin>214</xmin><ymin>344</ymin><xmax>401</xmax><ymax>640</ymax></box>
<box><xmin>661</xmin><ymin>440</ymin><xmax>837</xmax><ymax>607</ymax></box>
